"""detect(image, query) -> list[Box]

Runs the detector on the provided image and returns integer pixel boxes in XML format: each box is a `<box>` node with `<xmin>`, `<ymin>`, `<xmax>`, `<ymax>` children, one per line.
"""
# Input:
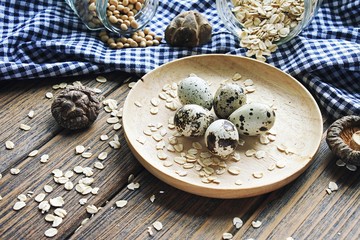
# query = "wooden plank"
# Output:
<box><xmin>0</xmin><ymin>73</ymin><xmax>143</xmax><ymax>239</ymax></box>
<box><xmin>0</xmin><ymin>72</ymin><xmax>132</xmax><ymax>172</ymax></box>
<box><xmin>69</xmin><ymin>169</ymin><xmax>268</xmax><ymax>240</ymax></box>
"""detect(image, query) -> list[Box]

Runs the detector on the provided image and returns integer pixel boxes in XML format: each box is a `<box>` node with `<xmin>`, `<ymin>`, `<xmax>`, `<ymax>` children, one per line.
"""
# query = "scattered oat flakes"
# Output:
<box><xmin>79</xmin><ymin>198</ymin><xmax>87</xmax><ymax>205</ymax></box>
<box><xmin>325</xmin><ymin>188</ymin><xmax>332</xmax><ymax>195</ymax></box>
<box><xmin>109</xmin><ymin>140</ymin><xmax>121</xmax><ymax>149</ymax></box>
<box><xmin>228</xmin><ymin>166</ymin><xmax>241</xmax><ymax>175</ymax></box>
<box><xmin>233</xmin><ymin>217</ymin><xmax>243</xmax><ymax>229</ymax></box>
<box><xmin>45</xmin><ymin>214</ymin><xmax>56</xmax><ymax>222</ymax></box>
<box><xmin>113</xmin><ymin>123</ymin><xmax>122</xmax><ymax>130</ymax></box>
<box><xmin>54</xmin><ymin>208</ymin><xmax>67</xmax><ymax>218</ymax></box>
<box><xmin>64</xmin><ymin>170</ymin><xmax>73</xmax><ymax>178</ymax></box>
<box><xmin>107</xmin><ymin>117</ymin><xmax>119</xmax><ymax>124</ymax></box>
<box><xmin>329</xmin><ymin>182</ymin><xmax>338</xmax><ymax>191</ymax></box>
<box><xmin>52</xmin><ymin>216</ymin><xmax>63</xmax><ymax>227</ymax></box>
<box><xmin>75</xmin><ymin>145</ymin><xmax>85</xmax><ymax>154</ymax></box>
<box><xmin>40</xmin><ymin>154</ymin><xmax>50</xmax><ymax>163</ymax></box>
<box><xmin>51</xmin><ymin>168</ymin><xmax>64</xmax><ymax>177</ymax></box>
<box><xmin>92</xmin><ymin>88</ymin><xmax>102</xmax><ymax>93</ymax></box>
<box><xmin>134</xmin><ymin>101</ymin><xmax>142</xmax><ymax>107</ymax></box>
<box><xmin>98</xmin><ymin>152</ymin><xmax>108</xmax><ymax>160</ymax></box>
<box><xmin>128</xmin><ymin>82</ymin><xmax>136</xmax><ymax>88</ymax></box>
<box><xmin>163</xmin><ymin>161</ymin><xmax>173</xmax><ymax>167</ymax></box>
<box><xmin>157</xmin><ymin>151</ymin><xmax>168</xmax><ymax>160</ymax></box>
<box><xmin>81</xmin><ymin>152</ymin><xmax>92</xmax><ymax>158</ymax></box>
<box><xmin>94</xmin><ymin>162</ymin><xmax>104</xmax><ymax>170</ymax></box>
<box><xmin>5</xmin><ymin>140</ymin><xmax>15</xmax><ymax>150</ymax></box>
<box><xmin>10</xmin><ymin>168</ymin><xmax>20</xmax><ymax>175</ymax></box>
<box><xmin>255</xmin><ymin>150</ymin><xmax>266</xmax><ymax>159</ymax></box>
<box><xmin>253</xmin><ymin>172</ymin><xmax>264</xmax><ymax>179</ymax></box>
<box><xmin>150</xmin><ymin>107</ymin><xmax>159</xmax><ymax>115</ymax></box>
<box><xmin>44</xmin><ymin>185</ymin><xmax>53</xmax><ymax>193</ymax></box>
<box><xmin>35</xmin><ymin>193</ymin><xmax>46</xmax><ymax>202</ymax></box>
<box><xmin>175</xmin><ymin>170</ymin><xmax>188</xmax><ymax>177</ymax></box>
<box><xmin>235</xmin><ymin>179</ymin><xmax>243</xmax><ymax>185</ymax></box>
<box><xmin>64</xmin><ymin>181</ymin><xmax>74</xmax><ymax>190</ymax></box>
<box><xmin>100</xmin><ymin>134</ymin><xmax>109</xmax><ymax>141</ymax></box>
<box><xmin>152</xmin><ymin>221</ymin><xmax>163</xmax><ymax>231</ymax></box>
<box><xmin>91</xmin><ymin>187</ymin><xmax>99</xmax><ymax>195</ymax></box>
<box><xmin>244</xmin><ymin>79</ymin><xmax>254</xmax><ymax>86</ymax></box>
<box><xmin>13</xmin><ymin>201</ymin><xmax>26</xmax><ymax>210</ymax></box>
<box><xmin>96</xmin><ymin>76</ymin><xmax>107</xmax><ymax>83</ymax></box>
<box><xmin>86</xmin><ymin>204</ymin><xmax>99</xmax><ymax>214</ymax></box>
<box><xmin>150</xmin><ymin>194</ymin><xmax>156</xmax><ymax>203</ymax></box>
<box><xmin>127</xmin><ymin>182</ymin><xmax>140</xmax><ymax>190</ymax></box>
<box><xmin>245</xmin><ymin>149</ymin><xmax>256</xmax><ymax>157</ymax></box>
<box><xmin>45</xmin><ymin>92</ymin><xmax>53</xmax><ymax>99</ymax></box>
<box><xmin>222</xmin><ymin>232</ymin><xmax>233</xmax><ymax>240</ymax></box>
<box><xmin>38</xmin><ymin>200</ymin><xmax>51</xmax><ymax>213</ymax></box>
<box><xmin>74</xmin><ymin>166</ymin><xmax>84</xmax><ymax>174</ymax></box>
<box><xmin>28</xmin><ymin>150</ymin><xmax>39</xmax><ymax>157</ymax></box>
<box><xmin>17</xmin><ymin>194</ymin><xmax>27</xmax><ymax>202</ymax></box>
<box><xmin>267</xmin><ymin>163</ymin><xmax>276</xmax><ymax>171</ymax></box>
<box><xmin>335</xmin><ymin>159</ymin><xmax>345</xmax><ymax>167</ymax></box>
<box><xmin>346</xmin><ymin>164</ymin><xmax>357</xmax><ymax>171</ymax></box>
<box><xmin>59</xmin><ymin>82</ymin><xmax>67</xmax><ymax>89</ymax></box>
<box><xmin>260</xmin><ymin>134</ymin><xmax>270</xmax><ymax>145</ymax></box>
<box><xmin>286</xmin><ymin>237</ymin><xmax>294</xmax><ymax>240</ymax></box>
<box><xmin>147</xmin><ymin>227</ymin><xmax>154</xmax><ymax>236</ymax></box>
<box><xmin>137</xmin><ymin>136</ymin><xmax>146</xmax><ymax>145</ymax></box>
<box><xmin>232</xmin><ymin>73</ymin><xmax>242</xmax><ymax>81</ymax></box>
<box><xmin>49</xmin><ymin>196</ymin><xmax>65</xmax><ymax>207</ymax></box>
<box><xmin>232</xmin><ymin>152</ymin><xmax>241</xmax><ymax>161</ymax></box>
<box><xmin>116</xmin><ymin>200</ymin><xmax>128</xmax><ymax>208</ymax></box>
<box><xmin>44</xmin><ymin>228</ymin><xmax>58</xmax><ymax>238</ymax></box>
<box><xmin>252</xmin><ymin>220</ymin><xmax>262</xmax><ymax>228</ymax></box>
<box><xmin>28</xmin><ymin>110</ymin><xmax>35</xmax><ymax>118</ymax></box>
<box><xmin>276</xmin><ymin>160</ymin><xmax>286</xmax><ymax>169</ymax></box>
<box><xmin>245</xmin><ymin>86</ymin><xmax>256</xmax><ymax>93</ymax></box>
<box><xmin>152</xmin><ymin>133</ymin><xmax>163</xmax><ymax>142</ymax></box>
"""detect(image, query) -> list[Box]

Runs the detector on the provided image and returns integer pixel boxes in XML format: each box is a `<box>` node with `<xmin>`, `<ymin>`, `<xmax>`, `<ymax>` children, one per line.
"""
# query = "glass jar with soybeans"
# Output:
<box><xmin>216</xmin><ymin>0</ymin><xmax>323</xmax><ymax>61</ymax></box>
<box><xmin>65</xmin><ymin>0</ymin><xmax>159</xmax><ymax>35</ymax></box>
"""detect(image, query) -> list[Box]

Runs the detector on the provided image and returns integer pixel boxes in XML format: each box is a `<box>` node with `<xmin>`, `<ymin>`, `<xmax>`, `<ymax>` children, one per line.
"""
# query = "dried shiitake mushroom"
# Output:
<box><xmin>51</xmin><ymin>86</ymin><xmax>100</xmax><ymax>130</ymax></box>
<box><xmin>165</xmin><ymin>11</ymin><xmax>212</xmax><ymax>47</ymax></box>
<box><xmin>326</xmin><ymin>115</ymin><xmax>360</xmax><ymax>166</ymax></box>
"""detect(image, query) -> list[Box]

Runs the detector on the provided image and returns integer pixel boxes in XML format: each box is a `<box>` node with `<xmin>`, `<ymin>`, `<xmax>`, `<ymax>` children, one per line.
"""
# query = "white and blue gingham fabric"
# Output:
<box><xmin>0</xmin><ymin>0</ymin><xmax>359</xmax><ymax>119</ymax></box>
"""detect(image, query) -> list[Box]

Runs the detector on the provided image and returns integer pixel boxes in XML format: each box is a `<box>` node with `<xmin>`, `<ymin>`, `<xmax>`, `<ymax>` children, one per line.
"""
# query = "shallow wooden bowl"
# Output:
<box><xmin>123</xmin><ymin>54</ymin><xmax>323</xmax><ymax>199</ymax></box>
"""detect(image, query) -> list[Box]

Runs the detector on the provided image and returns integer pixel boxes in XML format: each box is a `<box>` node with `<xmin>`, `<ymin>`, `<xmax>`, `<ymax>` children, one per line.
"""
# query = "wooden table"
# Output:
<box><xmin>0</xmin><ymin>72</ymin><xmax>359</xmax><ymax>240</ymax></box>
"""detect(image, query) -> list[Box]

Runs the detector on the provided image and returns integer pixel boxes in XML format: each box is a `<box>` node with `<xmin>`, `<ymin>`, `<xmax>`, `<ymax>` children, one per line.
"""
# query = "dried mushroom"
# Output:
<box><xmin>165</xmin><ymin>11</ymin><xmax>212</xmax><ymax>47</ymax></box>
<box><xmin>326</xmin><ymin>115</ymin><xmax>360</xmax><ymax>166</ymax></box>
<box><xmin>51</xmin><ymin>86</ymin><xmax>100</xmax><ymax>130</ymax></box>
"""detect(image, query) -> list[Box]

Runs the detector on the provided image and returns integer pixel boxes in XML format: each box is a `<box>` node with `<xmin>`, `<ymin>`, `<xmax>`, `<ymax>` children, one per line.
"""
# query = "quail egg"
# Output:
<box><xmin>205</xmin><ymin>119</ymin><xmax>239</xmax><ymax>158</ymax></box>
<box><xmin>213</xmin><ymin>83</ymin><xmax>247</xmax><ymax>119</ymax></box>
<box><xmin>174</xmin><ymin>104</ymin><xmax>214</xmax><ymax>137</ymax></box>
<box><xmin>228</xmin><ymin>102</ymin><xmax>276</xmax><ymax>136</ymax></box>
<box><xmin>177</xmin><ymin>75</ymin><xmax>213</xmax><ymax>110</ymax></box>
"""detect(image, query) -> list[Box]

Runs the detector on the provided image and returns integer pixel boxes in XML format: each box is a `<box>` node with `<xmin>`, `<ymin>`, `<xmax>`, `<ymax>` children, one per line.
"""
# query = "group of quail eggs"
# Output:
<box><xmin>174</xmin><ymin>74</ymin><xmax>276</xmax><ymax>158</ymax></box>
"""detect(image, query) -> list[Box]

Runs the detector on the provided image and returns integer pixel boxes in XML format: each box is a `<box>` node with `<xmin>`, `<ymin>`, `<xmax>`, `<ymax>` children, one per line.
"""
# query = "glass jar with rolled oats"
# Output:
<box><xmin>216</xmin><ymin>0</ymin><xmax>323</xmax><ymax>61</ymax></box>
<box><xmin>65</xmin><ymin>0</ymin><xmax>159</xmax><ymax>34</ymax></box>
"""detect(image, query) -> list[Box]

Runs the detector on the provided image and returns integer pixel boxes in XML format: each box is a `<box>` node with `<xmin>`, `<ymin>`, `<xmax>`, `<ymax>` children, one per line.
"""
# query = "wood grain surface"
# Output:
<box><xmin>0</xmin><ymin>71</ymin><xmax>359</xmax><ymax>240</ymax></box>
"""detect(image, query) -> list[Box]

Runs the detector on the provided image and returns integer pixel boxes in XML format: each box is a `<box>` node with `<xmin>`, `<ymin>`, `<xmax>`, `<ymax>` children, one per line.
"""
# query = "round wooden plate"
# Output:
<box><xmin>123</xmin><ymin>54</ymin><xmax>323</xmax><ymax>199</ymax></box>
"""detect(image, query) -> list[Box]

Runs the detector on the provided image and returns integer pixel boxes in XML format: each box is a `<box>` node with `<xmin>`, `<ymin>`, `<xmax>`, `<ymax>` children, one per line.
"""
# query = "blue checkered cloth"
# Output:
<box><xmin>0</xmin><ymin>0</ymin><xmax>359</xmax><ymax>119</ymax></box>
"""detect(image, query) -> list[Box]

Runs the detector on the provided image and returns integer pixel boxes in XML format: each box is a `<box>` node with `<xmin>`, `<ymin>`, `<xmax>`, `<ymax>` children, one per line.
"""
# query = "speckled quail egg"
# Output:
<box><xmin>174</xmin><ymin>104</ymin><xmax>214</xmax><ymax>137</ymax></box>
<box><xmin>213</xmin><ymin>83</ymin><xmax>247</xmax><ymax>119</ymax></box>
<box><xmin>228</xmin><ymin>102</ymin><xmax>276</xmax><ymax>136</ymax></box>
<box><xmin>177</xmin><ymin>75</ymin><xmax>213</xmax><ymax>110</ymax></box>
<box><xmin>205</xmin><ymin>119</ymin><xmax>239</xmax><ymax>158</ymax></box>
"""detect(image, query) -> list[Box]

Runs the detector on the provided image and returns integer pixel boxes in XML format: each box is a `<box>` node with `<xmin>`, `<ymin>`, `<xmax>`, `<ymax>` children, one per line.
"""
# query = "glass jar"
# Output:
<box><xmin>65</xmin><ymin>0</ymin><xmax>159</xmax><ymax>35</ymax></box>
<box><xmin>216</xmin><ymin>0</ymin><xmax>323</xmax><ymax>45</ymax></box>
